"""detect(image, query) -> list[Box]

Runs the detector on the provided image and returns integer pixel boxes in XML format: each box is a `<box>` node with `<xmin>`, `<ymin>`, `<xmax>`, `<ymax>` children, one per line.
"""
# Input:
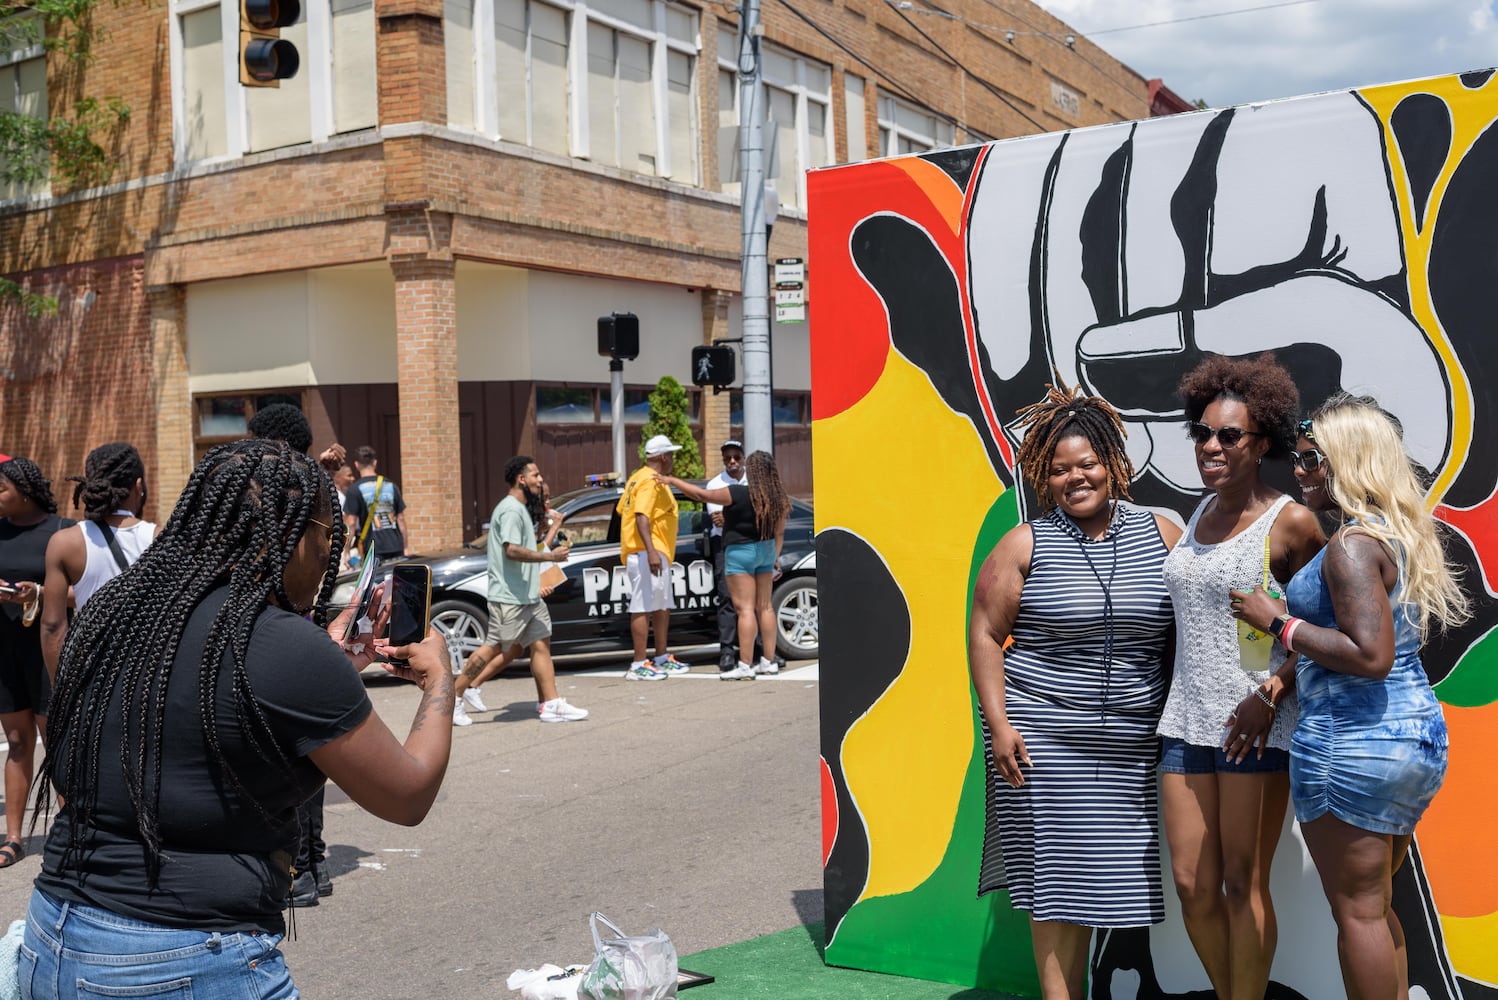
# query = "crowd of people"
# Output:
<box><xmin>970</xmin><ymin>354</ymin><xmax>1471</xmax><ymax>1000</ymax></box>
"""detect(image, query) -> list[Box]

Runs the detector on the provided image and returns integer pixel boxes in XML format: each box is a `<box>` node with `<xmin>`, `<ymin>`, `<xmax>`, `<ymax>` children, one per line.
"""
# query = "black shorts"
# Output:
<box><xmin>0</xmin><ymin>615</ymin><xmax>50</xmax><ymax>716</ymax></box>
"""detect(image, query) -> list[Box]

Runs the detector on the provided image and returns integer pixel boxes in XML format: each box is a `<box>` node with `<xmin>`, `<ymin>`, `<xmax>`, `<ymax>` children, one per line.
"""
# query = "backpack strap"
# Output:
<box><xmin>96</xmin><ymin>520</ymin><xmax>131</xmax><ymax>572</ymax></box>
<box><xmin>358</xmin><ymin>475</ymin><xmax>384</xmax><ymax>550</ymax></box>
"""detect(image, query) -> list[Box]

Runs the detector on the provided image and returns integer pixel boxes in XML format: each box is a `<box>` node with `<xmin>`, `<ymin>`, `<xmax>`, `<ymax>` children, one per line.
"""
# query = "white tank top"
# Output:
<box><xmin>73</xmin><ymin>519</ymin><xmax>156</xmax><ymax>609</ymax></box>
<box><xmin>1158</xmin><ymin>494</ymin><xmax>1299</xmax><ymax>749</ymax></box>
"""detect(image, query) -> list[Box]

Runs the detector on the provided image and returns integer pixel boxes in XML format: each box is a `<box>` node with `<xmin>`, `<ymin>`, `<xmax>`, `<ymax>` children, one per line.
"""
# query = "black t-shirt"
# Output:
<box><xmin>722</xmin><ymin>484</ymin><xmax>772</xmax><ymax>546</ymax></box>
<box><xmin>345</xmin><ymin>475</ymin><xmax>407</xmax><ymax>557</ymax></box>
<box><xmin>36</xmin><ymin>588</ymin><xmax>372</xmax><ymax>933</ymax></box>
<box><xmin>0</xmin><ymin>514</ymin><xmax>73</xmax><ymax>622</ymax></box>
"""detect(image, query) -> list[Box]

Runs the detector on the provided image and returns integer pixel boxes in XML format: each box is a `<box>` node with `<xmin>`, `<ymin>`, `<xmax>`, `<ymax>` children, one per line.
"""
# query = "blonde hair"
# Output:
<box><xmin>1309</xmin><ymin>394</ymin><xmax>1471</xmax><ymax>641</ymax></box>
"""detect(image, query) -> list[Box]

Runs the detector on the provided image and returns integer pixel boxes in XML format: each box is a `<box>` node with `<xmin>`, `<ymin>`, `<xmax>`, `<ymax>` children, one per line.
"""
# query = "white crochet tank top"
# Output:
<box><xmin>1158</xmin><ymin>494</ymin><xmax>1298</xmax><ymax>749</ymax></box>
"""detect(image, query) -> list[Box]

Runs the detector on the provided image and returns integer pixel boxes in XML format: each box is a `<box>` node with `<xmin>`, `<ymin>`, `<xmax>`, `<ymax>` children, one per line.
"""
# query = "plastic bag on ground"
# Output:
<box><xmin>507</xmin><ymin>963</ymin><xmax>585</xmax><ymax>1000</ymax></box>
<box><xmin>577</xmin><ymin>912</ymin><xmax>677</xmax><ymax>1000</ymax></box>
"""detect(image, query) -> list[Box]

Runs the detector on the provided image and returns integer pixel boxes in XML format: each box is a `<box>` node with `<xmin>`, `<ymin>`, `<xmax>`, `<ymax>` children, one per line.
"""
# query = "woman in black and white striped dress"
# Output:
<box><xmin>970</xmin><ymin>382</ymin><xmax>1180</xmax><ymax>1000</ymax></box>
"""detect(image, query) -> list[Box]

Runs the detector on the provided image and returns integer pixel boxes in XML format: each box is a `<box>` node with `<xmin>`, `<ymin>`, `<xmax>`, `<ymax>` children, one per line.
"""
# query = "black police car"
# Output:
<box><xmin>332</xmin><ymin>481</ymin><xmax>818</xmax><ymax>663</ymax></box>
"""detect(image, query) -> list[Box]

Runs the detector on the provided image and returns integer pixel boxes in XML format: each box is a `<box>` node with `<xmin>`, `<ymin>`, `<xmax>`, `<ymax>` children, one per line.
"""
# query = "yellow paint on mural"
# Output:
<box><xmin>813</xmin><ymin>349</ymin><xmax>1002</xmax><ymax>902</ymax></box>
<box><xmin>1356</xmin><ymin>75</ymin><xmax>1493</xmax><ymax>506</ymax></box>
<box><xmin>1439</xmin><ymin>910</ymin><xmax>1498</xmax><ymax>983</ymax></box>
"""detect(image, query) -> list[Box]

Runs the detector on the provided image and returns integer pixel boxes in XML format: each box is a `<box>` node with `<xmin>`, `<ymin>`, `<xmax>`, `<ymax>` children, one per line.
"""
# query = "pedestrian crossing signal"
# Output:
<box><xmin>691</xmin><ymin>345</ymin><xmax>736</xmax><ymax>388</ymax></box>
<box><xmin>240</xmin><ymin>0</ymin><xmax>300</xmax><ymax>87</ymax></box>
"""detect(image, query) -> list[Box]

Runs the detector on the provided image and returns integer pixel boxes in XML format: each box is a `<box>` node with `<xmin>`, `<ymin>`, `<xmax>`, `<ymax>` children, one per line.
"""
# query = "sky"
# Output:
<box><xmin>1035</xmin><ymin>0</ymin><xmax>1498</xmax><ymax>108</ymax></box>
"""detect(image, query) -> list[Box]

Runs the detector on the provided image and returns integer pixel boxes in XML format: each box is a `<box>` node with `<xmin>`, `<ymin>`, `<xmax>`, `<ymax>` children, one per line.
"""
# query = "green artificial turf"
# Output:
<box><xmin>676</xmin><ymin>923</ymin><xmax>1028</xmax><ymax>1000</ymax></box>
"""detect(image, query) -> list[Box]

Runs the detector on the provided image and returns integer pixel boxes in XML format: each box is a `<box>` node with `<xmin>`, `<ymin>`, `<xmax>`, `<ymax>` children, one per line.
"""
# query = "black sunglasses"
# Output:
<box><xmin>1186</xmin><ymin>421</ymin><xmax>1265</xmax><ymax>448</ymax></box>
<box><xmin>1290</xmin><ymin>448</ymin><xmax>1328</xmax><ymax>473</ymax></box>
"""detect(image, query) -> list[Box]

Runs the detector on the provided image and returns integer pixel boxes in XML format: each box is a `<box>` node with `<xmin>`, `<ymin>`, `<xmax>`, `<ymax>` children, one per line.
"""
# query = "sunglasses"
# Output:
<box><xmin>1186</xmin><ymin>421</ymin><xmax>1265</xmax><ymax>448</ymax></box>
<box><xmin>1290</xmin><ymin>448</ymin><xmax>1328</xmax><ymax>473</ymax></box>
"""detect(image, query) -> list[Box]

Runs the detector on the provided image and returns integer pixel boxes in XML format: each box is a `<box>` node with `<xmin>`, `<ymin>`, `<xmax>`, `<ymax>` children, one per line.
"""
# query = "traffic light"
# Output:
<box><xmin>240</xmin><ymin>0</ymin><xmax>300</xmax><ymax>87</ymax></box>
<box><xmin>597</xmin><ymin>313</ymin><xmax>640</xmax><ymax>360</ymax></box>
<box><xmin>691</xmin><ymin>345</ymin><xmax>736</xmax><ymax>388</ymax></box>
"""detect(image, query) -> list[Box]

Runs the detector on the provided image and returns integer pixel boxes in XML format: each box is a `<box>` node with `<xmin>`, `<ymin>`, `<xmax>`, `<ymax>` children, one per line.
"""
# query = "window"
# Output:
<box><xmin>727</xmin><ymin>389</ymin><xmax>808</xmax><ymax>427</ymax></box>
<box><xmin>169</xmin><ymin>0</ymin><xmax>378</xmax><ymax>163</ymax></box>
<box><xmin>450</xmin><ymin>0</ymin><xmax>698</xmax><ymax>183</ymax></box>
<box><xmin>877</xmin><ymin>95</ymin><xmax>954</xmax><ymax>157</ymax></box>
<box><xmin>537</xmin><ymin>387</ymin><xmax>597</xmax><ymax>422</ymax></box>
<box><xmin>192</xmin><ymin>391</ymin><xmax>306</xmax><ymax>460</ymax></box>
<box><xmin>717</xmin><ymin>27</ymin><xmax>831</xmax><ymax>208</ymax></box>
<box><xmin>0</xmin><ymin>23</ymin><xmax>48</xmax><ymax>201</ymax></box>
<box><xmin>844</xmin><ymin>74</ymin><xmax>865</xmax><ymax>162</ymax></box>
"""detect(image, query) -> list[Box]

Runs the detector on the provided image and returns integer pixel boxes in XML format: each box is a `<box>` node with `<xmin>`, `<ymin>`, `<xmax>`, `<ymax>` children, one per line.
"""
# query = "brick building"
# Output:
<box><xmin>1</xmin><ymin>0</ymin><xmax>1168</xmax><ymax>549</ymax></box>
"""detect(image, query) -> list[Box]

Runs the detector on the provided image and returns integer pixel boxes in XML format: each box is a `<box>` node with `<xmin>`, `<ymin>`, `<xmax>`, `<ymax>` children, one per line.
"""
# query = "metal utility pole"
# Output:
<box><xmin>736</xmin><ymin>0</ymin><xmax>773</xmax><ymax>455</ymax></box>
<box><xmin>609</xmin><ymin>357</ymin><xmax>626</xmax><ymax>475</ymax></box>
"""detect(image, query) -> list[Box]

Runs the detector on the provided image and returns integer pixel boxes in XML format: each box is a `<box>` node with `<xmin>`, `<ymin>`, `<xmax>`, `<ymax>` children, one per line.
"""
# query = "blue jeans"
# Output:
<box><xmin>20</xmin><ymin>889</ymin><xmax>297</xmax><ymax>999</ymax></box>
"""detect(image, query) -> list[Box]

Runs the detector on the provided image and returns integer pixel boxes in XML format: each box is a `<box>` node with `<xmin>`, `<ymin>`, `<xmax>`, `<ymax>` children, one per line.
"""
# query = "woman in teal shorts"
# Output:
<box><xmin>1232</xmin><ymin>394</ymin><xmax>1470</xmax><ymax>999</ymax></box>
<box><xmin>661</xmin><ymin>451</ymin><xmax>790</xmax><ymax>680</ymax></box>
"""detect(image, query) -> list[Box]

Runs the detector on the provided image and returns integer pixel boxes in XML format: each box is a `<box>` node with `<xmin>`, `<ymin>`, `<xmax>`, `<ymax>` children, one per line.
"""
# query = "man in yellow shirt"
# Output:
<box><xmin>618</xmin><ymin>435</ymin><xmax>692</xmax><ymax>680</ymax></box>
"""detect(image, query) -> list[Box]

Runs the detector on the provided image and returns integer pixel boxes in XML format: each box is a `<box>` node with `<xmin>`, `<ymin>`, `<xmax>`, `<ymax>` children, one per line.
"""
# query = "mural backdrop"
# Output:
<box><xmin>808</xmin><ymin>69</ymin><xmax>1498</xmax><ymax>998</ymax></box>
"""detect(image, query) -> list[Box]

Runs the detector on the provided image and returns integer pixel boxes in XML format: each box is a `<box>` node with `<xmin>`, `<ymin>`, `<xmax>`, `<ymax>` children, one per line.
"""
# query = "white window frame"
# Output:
<box><xmin>716</xmin><ymin>28</ymin><xmax>831</xmax><ymax>209</ymax></box>
<box><xmin>877</xmin><ymin>94</ymin><xmax>953</xmax><ymax>157</ymax></box>
<box><xmin>0</xmin><ymin>19</ymin><xmax>49</xmax><ymax>200</ymax></box>
<box><xmin>459</xmin><ymin>0</ymin><xmax>699</xmax><ymax>183</ymax></box>
<box><xmin>168</xmin><ymin>0</ymin><xmax>373</xmax><ymax>164</ymax></box>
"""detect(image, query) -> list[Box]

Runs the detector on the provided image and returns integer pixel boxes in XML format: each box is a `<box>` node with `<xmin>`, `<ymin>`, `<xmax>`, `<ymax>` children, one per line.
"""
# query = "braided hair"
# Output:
<box><xmin>67</xmin><ymin>442</ymin><xmax>145</xmax><ymax>521</ymax></box>
<box><xmin>745</xmin><ymin>451</ymin><xmax>791</xmax><ymax>539</ymax></box>
<box><xmin>0</xmin><ymin>457</ymin><xmax>58</xmax><ymax>514</ymax></box>
<box><xmin>34</xmin><ymin>438</ymin><xmax>345</xmax><ymax>879</ymax></box>
<box><xmin>1014</xmin><ymin>377</ymin><xmax>1134</xmax><ymax>514</ymax></box>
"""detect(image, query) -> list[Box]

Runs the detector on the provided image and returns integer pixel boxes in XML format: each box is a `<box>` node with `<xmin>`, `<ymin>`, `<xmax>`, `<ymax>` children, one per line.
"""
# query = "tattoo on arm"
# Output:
<box><xmin>410</xmin><ymin>672</ymin><xmax>455</xmax><ymax>734</ymax></box>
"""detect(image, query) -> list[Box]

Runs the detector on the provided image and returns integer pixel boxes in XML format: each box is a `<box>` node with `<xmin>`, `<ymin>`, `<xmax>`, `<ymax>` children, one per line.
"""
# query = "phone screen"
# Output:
<box><xmin>388</xmin><ymin>564</ymin><xmax>432</xmax><ymax>647</ymax></box>
<box><xmin>342</xmin><ymin>551</ymin><xmax>383</xmax><ymax>642</ymax></box>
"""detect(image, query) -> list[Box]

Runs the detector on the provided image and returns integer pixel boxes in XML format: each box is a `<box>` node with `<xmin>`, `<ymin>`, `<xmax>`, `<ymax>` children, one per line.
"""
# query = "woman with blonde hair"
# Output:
<box><xmin>1233</xmin><ymin>393</ymin><xmax>1470</xmax><ymax>999</ymax></box>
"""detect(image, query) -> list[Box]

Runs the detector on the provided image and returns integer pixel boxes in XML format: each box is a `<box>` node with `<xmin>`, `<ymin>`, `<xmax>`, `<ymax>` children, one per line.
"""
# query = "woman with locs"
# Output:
<box><xmin>659</xmin><ymin>450</ymin><xmax>791</xmax><ymax>680</ymax></box>
<box><xmin>1158</xmin><ymin>354</ymin><xmax>1325</xmax><ymax>1000</ymax></box>
<box><xmin>20</xmin><ymin>438</ymin><xmax>453</xmax><ymax>999</ymax></box>
<box><xmin>969</xmin><ymin>381</ymin><xmax>1182</xmax><ymax>999</ymax></box>
<box><xmin>1232</xmin><ymin>395</ymin><xmax>1469</xmax><ymax>999</ymax></box>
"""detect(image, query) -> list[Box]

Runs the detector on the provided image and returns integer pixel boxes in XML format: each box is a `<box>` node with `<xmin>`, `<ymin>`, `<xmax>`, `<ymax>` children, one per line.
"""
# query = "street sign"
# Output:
<box><xmin>773</xmin><ymin>258</ymin><xmax>805</xmax><ymax>284</ymax></box>
<box><xmin>775</xmin><ymin>302</ymin><xmax>806</xmax><ymax>323</ymax></box>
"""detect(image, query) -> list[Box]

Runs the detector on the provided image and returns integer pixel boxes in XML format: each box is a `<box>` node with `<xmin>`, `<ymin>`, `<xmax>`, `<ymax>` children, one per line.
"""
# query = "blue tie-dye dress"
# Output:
<box><xmin>1284</xmin><ymin>540</ymin><xmax>1448</xmax><ymax>836</ymax></box>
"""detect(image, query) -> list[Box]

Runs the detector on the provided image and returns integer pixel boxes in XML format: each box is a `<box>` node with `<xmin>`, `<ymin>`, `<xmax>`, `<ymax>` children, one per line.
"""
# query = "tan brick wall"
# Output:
<box><xmin>700</xmin><ymin>289</ymin><xmax>733</xmax><ymax>464</ymax></box>
<box><xmin>391</xmin><ymin>254</ymin><xmax>463</xmax><ymax>551</ymax></box>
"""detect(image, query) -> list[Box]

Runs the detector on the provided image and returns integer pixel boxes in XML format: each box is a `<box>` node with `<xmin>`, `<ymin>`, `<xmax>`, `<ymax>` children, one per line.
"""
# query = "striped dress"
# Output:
<box><xmin>978</xmin><ymin>504</ymin><xmax>1174</xmax><ymax>926</ymax></box>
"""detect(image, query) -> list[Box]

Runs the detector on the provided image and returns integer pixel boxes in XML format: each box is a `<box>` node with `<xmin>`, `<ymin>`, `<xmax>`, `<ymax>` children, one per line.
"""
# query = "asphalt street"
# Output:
<box><xmin>0</xmin><ymin>661</ymin><xmax>824</xmax><ymax>998</ymax></box>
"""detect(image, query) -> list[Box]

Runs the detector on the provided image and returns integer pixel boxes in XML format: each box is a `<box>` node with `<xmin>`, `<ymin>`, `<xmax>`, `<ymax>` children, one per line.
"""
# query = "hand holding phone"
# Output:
<box><xmin>341</xmin><ymin>552</ymin><xmax>383</xmax><ymax>642</ymax></box>
<box><xmin>387</xmin><ymin>564</ymin><xmax>432</xmax><ymax>647</ymax></box>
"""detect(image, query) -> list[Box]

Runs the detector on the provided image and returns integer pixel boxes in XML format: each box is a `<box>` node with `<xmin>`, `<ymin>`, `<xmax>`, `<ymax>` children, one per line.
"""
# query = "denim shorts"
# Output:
<box><xmin>725</xmin><ymin>539</ymin><xmax>776</xmax><ymax>576</ymax></box>
<box><xmin>1159</xmin><ymin>736</ymin><xmax>1290</xmax><ymax>775</ymax></box>
<box><xmin>20</xmin><ymin>888</ymin><xmax>296</xmax><ymax>999</ymax></box>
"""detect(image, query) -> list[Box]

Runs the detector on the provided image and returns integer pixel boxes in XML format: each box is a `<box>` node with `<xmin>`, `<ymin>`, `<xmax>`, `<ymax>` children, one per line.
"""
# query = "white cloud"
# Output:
<box><xmin>1036</xmin><ymin>0</ymin><xmax>1498</xmax><ymax>107</ymax></box>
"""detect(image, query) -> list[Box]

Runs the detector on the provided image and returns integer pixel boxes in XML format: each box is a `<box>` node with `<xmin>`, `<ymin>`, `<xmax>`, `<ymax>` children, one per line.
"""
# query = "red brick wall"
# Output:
<box><xmin>0</xmin><ymin>256</ymin><xmax>160</xmax><ymax>520</ymax></box>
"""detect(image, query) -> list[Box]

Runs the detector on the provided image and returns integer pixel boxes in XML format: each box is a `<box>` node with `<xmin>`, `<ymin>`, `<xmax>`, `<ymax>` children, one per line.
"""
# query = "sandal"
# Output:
<box><xmin>0</xmin><ymin>839</ymin><xmax>24</xmax><ymax>868</ymax></box>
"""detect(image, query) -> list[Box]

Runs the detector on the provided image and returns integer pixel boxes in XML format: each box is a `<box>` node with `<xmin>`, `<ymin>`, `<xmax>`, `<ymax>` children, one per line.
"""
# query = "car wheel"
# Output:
<box><xmin>771</xmin><ymin>575</ymin><xmax>818</xmax><ymax>660</ymax></box>
<box><xmin>430</xmin><ymin>599</ymin><xmax>488</xmax><ymax>666</ymax></box>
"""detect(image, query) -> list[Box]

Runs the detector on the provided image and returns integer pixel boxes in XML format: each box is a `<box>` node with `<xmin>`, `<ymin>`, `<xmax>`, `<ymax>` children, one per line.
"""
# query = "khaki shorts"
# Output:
<box><xmin>485</xmin><ymin>600</ymin><xmax>552</xmax><ymax>648</ymax></box>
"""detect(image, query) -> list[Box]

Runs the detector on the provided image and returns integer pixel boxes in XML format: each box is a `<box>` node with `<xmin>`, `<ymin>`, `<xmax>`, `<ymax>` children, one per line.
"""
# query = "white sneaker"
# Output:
<box><xmin>539</xmin><ymin>697</ymin><xmax>590</xmax><ymax>723</ymax></box>
<box><xmin>719</xmin><ymin>662</ymin><xmax>756</xmax><ymax>681</ymax></box>
<box><xmin>462</xmin><ymin>688</ymin><xmax>489</xmax><ymax>713</ymax></box>
<box><xmin>452</xmin><ymin>701</ymin><xmax>473</xmax><ymax>727</ymax></box>
<box><xmin>753</xmin><ymin>658</ymin><xmax>779</xmax><ymax>676</ymax></box>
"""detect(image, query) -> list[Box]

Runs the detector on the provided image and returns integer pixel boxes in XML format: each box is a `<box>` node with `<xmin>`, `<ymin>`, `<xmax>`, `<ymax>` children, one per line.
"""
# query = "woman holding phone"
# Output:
<box><xmin>20</xmin><ymin>438</ymin><xmax>453</xmax><ymax>999</ymax></box>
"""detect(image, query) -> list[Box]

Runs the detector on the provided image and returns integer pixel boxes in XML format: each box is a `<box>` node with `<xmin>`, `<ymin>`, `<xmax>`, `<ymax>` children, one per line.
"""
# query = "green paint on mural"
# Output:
<box><xmin>825</xmin><ymin>491</ymin><xmax>1039</xmax><ymax>997</ymax></box>
<box><xmin>1432</xmin><ymin>624</ymin><xmax>1498</xmax><ymax>707</ymax></box>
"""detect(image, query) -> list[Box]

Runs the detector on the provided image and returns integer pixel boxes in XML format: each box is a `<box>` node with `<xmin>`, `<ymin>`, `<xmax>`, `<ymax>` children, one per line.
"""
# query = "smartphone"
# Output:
<box><xmin>341</xmin><ymin>551</ymin><xmax>383</xmax><ymax>642</ymax></box>
<box><xmin>0</xmin><ymin>584</ymin><xmax>18</xmax><ymax>596</ymax></box>
<box><xmin>387</xmin><ymin>563</ymin><xmax>432</xmax><ymax>647</ymax></box>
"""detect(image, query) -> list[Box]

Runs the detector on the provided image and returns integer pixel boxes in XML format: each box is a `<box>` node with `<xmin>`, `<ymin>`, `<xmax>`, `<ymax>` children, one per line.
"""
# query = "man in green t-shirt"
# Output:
<box><xmin>451</xmin><ymin>456</ymin><xmax>587</xmax><ymax>726</ymax></box>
